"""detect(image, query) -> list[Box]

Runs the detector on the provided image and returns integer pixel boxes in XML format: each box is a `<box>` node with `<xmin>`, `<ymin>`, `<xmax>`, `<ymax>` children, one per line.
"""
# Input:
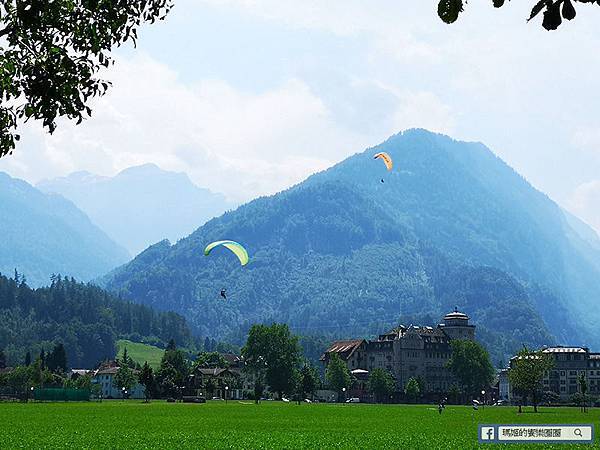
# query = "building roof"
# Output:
<box><xmin>195</xmin><ymin>368</ymin><xmax>236</xmax><ymax>377</ymax></box>
<box><xmin>351</xmin><ymin>369</ymin><xmax>369</xmax><ymax>374</ymax></box>
<box><xmin>95</xmin><ymin>367</ymin><xmax>120</xmax><ymax>375</ymax></box>
<box><xmin>321</xmin><ymin>339</ymin><xmax>365</xmax><ymax>361</ymax></box>
<box><xmin>443</xmin><ymin>308</ymin><xmax>470</xmax><ymax>321</ymax></box>
<box><xmin>542</xmin><ymin>347</ymin><xmax>587</xmax><ymax>353</ymax></box>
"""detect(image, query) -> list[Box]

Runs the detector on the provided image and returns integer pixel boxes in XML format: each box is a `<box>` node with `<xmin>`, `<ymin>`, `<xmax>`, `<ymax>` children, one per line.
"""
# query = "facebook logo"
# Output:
<box><xmin>481</xmin><ymin>427</ymin><xmax>496</xmax><ymax>441</ymax></box>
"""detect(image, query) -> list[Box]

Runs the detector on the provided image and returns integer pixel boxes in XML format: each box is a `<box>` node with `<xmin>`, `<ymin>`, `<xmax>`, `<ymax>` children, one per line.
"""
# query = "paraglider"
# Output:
<box><xmin>204</xmin><ymin>240</ymin><xmax>249</xmax><ymax>266</ymax></box>
<box><xmin>204</xmin><ymin>240</ymin><xmax>249</xmax><ymax>301</ymax></box>
<box><xmin>373</xmin><ymin>152</ymin><xmax>392</xmax><ymax>182</ymax></box>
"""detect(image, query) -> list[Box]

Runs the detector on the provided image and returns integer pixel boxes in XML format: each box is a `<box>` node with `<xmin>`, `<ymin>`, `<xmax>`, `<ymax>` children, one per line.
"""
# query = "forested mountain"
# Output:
<box><xmin>0</xmin><ymin>172</ymin><xmax>129</xmax><ymax>287</ymax></box>
<box><xmin>101</xmin><ymin>130</ymin><xmax>600</xmax><ymax>363</ymax></box>
<box><xmin>0</xmin><ymin>273</ymin><xmax>193</xmax><ymax>368</ymax></box>
<box><xmin>38</xmin><ymin>164</ymin><xmax>234</xmax><ymax>255</ymax></box>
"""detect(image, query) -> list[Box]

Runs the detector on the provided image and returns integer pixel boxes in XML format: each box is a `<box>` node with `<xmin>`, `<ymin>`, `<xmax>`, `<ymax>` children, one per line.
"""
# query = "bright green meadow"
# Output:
<box><xmin>0</xmin><ymin>401</ymin><xmax>595</xmax><ymax>449</ymax></box>
<box><xmin>116</xmin><ymin>339</ymin><xmax>165</xmax><ymax>369</ymax></box>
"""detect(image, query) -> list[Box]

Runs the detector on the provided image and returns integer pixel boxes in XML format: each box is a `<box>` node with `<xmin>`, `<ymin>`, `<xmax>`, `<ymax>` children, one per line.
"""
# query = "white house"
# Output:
<box><xmin>92</xmin><ymin>365</ymin><xmax>145</xmax><ymax>399</ymax></box>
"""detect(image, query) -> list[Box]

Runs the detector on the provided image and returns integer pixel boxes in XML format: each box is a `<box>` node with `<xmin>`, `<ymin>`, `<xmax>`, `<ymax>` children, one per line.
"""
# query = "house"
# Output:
<box><xmin>92</xmin><ymin>362</ymin><xmax>145</xmax><ymax>399</ymax></box>
<box><xmin>189</xmin><ymin>367</ymin><xmax>246</xmax><ymax>400</ymax></box>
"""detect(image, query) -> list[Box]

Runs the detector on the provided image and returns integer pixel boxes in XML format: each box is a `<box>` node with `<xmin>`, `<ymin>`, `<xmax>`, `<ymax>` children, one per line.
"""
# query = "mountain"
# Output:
<box><xmin>38</xmin><ymin>164</ymin><xmax>234</xmax><ymax>256</ymax></box>
<box><xmin>101</xmin><ymin>129</ymin><xmax>600</xmax><ymax>363</ymax></box>
<box><xmin>0</xmin><ymin>172</ymin><xmax>129</xmax><ymax>287</ymax></box>
<box><xmin>0</xmin><ymin>273</ymin><xmax>193</xmax><ymax>368</ymax></box>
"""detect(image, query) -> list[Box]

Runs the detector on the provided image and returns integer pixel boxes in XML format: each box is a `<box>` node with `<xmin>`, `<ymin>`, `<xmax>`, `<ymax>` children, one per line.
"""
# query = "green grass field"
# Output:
<box><xmin>116</xmin><ymin>339</ymin><xmax>164</xmax><ymax>369</ymax></box>
<box><xmin>0</xmin><ymin>401</ymin><xmax>595</xmax><ymax>449</ymax></box>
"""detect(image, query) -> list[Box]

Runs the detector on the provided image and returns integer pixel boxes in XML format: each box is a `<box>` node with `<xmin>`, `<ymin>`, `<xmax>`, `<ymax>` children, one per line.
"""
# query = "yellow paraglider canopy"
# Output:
<box><xmin>204</xmin><ymin>240</ymin><xmax>249</xmax><ymax>266</ymax></box>
<box><xmin>374</xmin><ymin>152</ymin><xmax>393</xmax><ymax>171</ymax></box>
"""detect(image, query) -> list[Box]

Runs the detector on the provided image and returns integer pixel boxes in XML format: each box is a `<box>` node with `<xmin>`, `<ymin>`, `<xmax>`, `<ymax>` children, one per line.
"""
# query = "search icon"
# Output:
<box><xmin>574</xmin><ymin>428</ymin><xmax>583</xmax><ymax>437</ymax></box>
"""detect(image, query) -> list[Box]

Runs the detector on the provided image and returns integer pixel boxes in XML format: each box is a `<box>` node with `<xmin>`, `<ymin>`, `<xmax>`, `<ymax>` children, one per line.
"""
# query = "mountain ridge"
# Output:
<box><xmin>0</xmin><ymin>172</ymin><xmax>129</xmax><ymax>287</ymax></box>
<box><xmin>38</xmin><ymin>164</ymin><xmax>235</xmax><ymax>256</ymax></box>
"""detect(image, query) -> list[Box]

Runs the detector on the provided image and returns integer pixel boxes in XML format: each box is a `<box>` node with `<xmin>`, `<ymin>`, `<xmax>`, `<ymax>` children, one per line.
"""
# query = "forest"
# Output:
<box><xmin>0</xmin><ymin>272</ymin><xmax>193</xmax><ymax>368</ymax></box>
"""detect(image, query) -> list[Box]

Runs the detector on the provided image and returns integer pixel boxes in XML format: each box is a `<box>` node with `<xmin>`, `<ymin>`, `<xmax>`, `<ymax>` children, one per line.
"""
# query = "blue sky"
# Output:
<box><xmin>2</xmin><ymin>0</ymin><xmax>600</xmax><ymax>230</ymax></box>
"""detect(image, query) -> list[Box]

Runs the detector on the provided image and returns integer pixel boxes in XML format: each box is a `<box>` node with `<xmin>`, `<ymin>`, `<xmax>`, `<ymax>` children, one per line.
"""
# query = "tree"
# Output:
<box><xmin>194</xmin><ymin>352</ymin><xmax>229</xmax><ymax>369</ymax></box>
<box><xmin>46</xmin><ymin>343</ymin><xmax>68</xmax><ymax>373</ymax></box>
<box><xmin>0</xmin><ymin>349</ymin><xmax>6</xmax><ymax>369</ymax></box>
<box><xmin>405</xmin><ymin>377</ymin><xmax>421</xmax><ymax>403</ymax></box>
<box><xmin>7</xmin><ymin>366</ymin><xmax>31</xmax><ymax>396</ymax></box>
<box><xmin>508</xmin><ymin>347</ymin><xmax>554</xmax><ymax>413</ymax></box>
<box><xmin>156</xmin><ymin>343</ymin><xmax>189</xmax><ymax>398</ymax></box>
<box><xmin>24</xmin><ymin>351</ymin><xmax>31</xmax><ymax>367</ymax></box>
<box><xmin>542</xmin><ymin>390</ymin><xmax>560</xmax><ymax>406</ymax></box>
<box><xmin>446</xmin><ymin>340</ymin><xmax>494</xmax><ymax>400</ymax></box>
<box><xmin>166</xmin><ymin>339</ymin><xmax>177</xmax><ymax>351</ymax></box>
<box><xmin>448</xmin><ymin>384</ymin><xmax>461</xmax><ymax>405</ymax></box>
<box><xmin>436</xmin><ymin>0</ymin><xmax>597</xmax><ymax>30</ymax></box>
<box><xmin>297</xmin><ymin>363</ymin><xmax>321</xmax><ymax>403</ymax></box>
<box><xmin>114</xmin><ymin>365</ymin><xmax>136</xmax><ymax>398</ymax></box>
<box><xmin>205</xmin><ymin>377</ymin><xmax>217</xmax><ymax>399</ymax></box>
<box><xmin>74</xmin><ymin>373</ymin><xmax>92</xmax><ymax>390</ymax></box>
<box><xmin>368</xmin><ymin>368</ymin><xmax>395</xmax><ymax>403</ymax></box>
<box><xmin>0</xmin><ymin>0</ymin><xmax>173</xmax><ymax>156</ymax></box>
<box><xmin>325</xmin><ymin>353</ymin><xmax>352</xmax><ymax>402</ymax></box>
<box><xmin>241</xmin><ymin>324</ymin><xmax>301</xmax><ymax>399</ymax></box>
<box><xmin>578</xmin><ymin>372</ymin><xmax>588</xmax><ymax>413</ymax></box>
<box><xmin>138</xmin><ymin>362</ymin><xmax>155</xmax><ymax>402</ymax></box>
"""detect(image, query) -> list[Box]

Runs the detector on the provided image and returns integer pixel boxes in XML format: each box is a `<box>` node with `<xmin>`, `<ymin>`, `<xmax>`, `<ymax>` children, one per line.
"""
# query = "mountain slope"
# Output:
<box><xmin>100</xmin><ymin>138</ymin><xmax>571</xmax><ymax>363</ymax></box>
<box><xmin>38</xmin><ymin>164</ymin><xmax>234</xmax><ymax>255</ymax></box>
<box><xmin>0</xmin><ymin>172</ymin><xmax>129</xmax><ymax>286</ymax></box>
<box><xmin>306</xmin><ymin>129</ymin><xmax>600</xmax><ymax>339</ymax></box>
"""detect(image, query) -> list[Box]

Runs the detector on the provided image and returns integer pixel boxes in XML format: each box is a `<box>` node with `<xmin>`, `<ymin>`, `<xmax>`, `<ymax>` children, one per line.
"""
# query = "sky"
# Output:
<box><xmin>1</xmin><ymin>0</ymin><xmax>600</xmax><ymax>231</ymax></box>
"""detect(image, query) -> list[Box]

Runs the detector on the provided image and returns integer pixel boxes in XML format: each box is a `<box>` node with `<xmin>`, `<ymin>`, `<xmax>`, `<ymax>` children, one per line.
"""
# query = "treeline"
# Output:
<box><xmin>0</xmin><ymin>272</ymin><xmax>194</xmax><ymax>368</ymax></box>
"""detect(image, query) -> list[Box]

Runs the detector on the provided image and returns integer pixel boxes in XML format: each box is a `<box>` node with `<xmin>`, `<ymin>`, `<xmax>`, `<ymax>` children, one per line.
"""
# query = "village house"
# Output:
<box><xmin>321</xmin><ymin>308</ymin><xmax>476</xmax><ymax>401</ymax></box>
<box><xmin>188</xmin><ymin>354</ymin><xmax>254</xmax><ymax>400</ymax></box>
<box><xmin>92</xmin><ymin>361</ymin><xmax>145</xmax><ymax>399</ymax></box>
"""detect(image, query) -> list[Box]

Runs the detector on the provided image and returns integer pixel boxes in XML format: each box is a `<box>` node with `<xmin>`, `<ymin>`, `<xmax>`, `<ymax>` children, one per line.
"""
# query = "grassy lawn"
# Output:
<box><xmin>0</xmin><ymin>401</ymin><xmax>596</xmax><ymax>449</ymax></box>
<box><xmin>116</xmin><ymin>339</ymin><xmax>164</xmax><ymax>369</ymax></box>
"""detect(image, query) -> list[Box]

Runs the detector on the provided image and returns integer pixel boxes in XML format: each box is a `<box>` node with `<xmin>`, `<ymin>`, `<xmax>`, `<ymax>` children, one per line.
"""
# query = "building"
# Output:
<box><xmin>189</xmin><ymin>367</ymin><xmax>245</xmax><ymax>400</ymax></box>
<box><xmin>92</xmin><ymin>362</ymin><xmax>145</xmax><ymax>399</ymax></box>
<box><xmin>188</xmin><ymin>354</ymin><xmax>255</xmax><ymax>400</ymax></box>
<box><xmin>321</xmin><ymin>308</ymin><xmax>476</xmax><ymax>400</ymax></box>
<box><xmin>498</xmin><ymin>368</ymin><xmax>511</xmax><ymax>401</ymax></box>
<box><xmin>504</xmin><ymin>346</ymin><xmax>600</xmax><ymax>403</ymax></box>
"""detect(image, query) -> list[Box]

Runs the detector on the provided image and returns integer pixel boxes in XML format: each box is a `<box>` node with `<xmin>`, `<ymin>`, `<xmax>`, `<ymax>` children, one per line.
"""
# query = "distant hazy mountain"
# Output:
<box><xmin>0</xmin><ymin>172</ymin><xmax>129</xmax><ymax>286</ymax></box>
<box><xmin>38</xmin><ymin>164</ymin><xmax>233</xmax><ymax>256</ymax></box>
<box><xmin>101</xmin><ymin>130</ymin><xmax>600</xmax><ymax>362</ymax></box>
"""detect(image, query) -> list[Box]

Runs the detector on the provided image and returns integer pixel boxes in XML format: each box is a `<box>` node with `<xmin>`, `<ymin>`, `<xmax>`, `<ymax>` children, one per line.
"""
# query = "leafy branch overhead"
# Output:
<box><xmin>438</xmin><ymin>0</ymin><xmax>598</xmax><ymax>30</ymax></box>
<box><xmin>0</xmin><ymin>0</ymin><xmax>173</xmax><ymax>157</ymax></box>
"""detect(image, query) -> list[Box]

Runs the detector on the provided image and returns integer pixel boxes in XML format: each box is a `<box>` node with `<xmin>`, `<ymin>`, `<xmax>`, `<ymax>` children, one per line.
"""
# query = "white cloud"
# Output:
<box><xmin>1</xmin><ymin>54</ymin><xmax>369</xmax><ymax>201</ymax></box>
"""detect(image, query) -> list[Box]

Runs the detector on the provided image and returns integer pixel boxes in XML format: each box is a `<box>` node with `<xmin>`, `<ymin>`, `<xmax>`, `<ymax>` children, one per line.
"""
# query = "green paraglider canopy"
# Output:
<box><xmin>204</xmin><ymin>240</ymin><xmax>249</xmax><ymax>266</ymax></box>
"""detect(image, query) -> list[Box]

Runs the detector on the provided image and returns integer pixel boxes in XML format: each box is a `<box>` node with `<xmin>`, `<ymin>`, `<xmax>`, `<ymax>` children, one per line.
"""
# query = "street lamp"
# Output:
<box><xmin>225</xmin><ymin>386</ymin><xmax>229</xmax><ymax>404</ymax></box>
<box><xmin>342</xmin><ymin>387</ymin><xmax>346</xmax><ymax>403</ymax></box>
<box><xmin>481</xmin><ymin>390</ymin><xmax>486</xmax><ymax>409</ymax></box>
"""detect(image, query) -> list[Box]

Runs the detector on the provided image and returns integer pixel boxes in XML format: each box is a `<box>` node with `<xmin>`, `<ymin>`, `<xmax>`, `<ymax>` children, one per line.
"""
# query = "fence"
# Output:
<box><xmin>33</xmin><ymin>388</ymin><xmax>90</xmax><ymax>401</ymax></box>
